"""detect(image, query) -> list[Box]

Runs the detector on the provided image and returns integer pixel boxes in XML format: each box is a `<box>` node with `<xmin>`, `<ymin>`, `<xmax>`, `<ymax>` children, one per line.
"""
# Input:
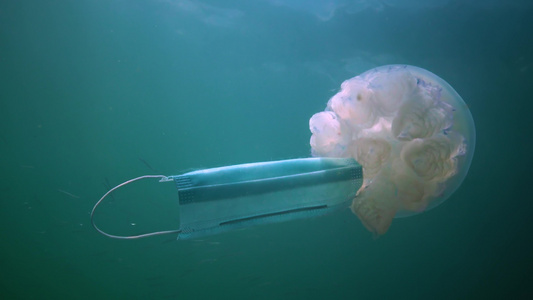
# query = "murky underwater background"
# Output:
<box><xmin>1</xmin><ymin>0</ymin><xmax>533</xmax><ymax>299</ymax></box>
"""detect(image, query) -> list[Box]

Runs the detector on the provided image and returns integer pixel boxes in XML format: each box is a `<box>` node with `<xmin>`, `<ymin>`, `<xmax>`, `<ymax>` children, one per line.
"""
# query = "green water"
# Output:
<box><xmin>1</xmin><ymin>0</ymin><xmax>532</xmax><ymax>299</ymax></box>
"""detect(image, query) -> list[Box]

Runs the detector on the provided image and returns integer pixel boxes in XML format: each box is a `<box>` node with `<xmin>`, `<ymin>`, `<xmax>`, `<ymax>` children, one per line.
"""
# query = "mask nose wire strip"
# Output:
<box><xmin>91</xmin><ymin>175</ymin><xmax>182</xmax><ymax>239</ymax></box>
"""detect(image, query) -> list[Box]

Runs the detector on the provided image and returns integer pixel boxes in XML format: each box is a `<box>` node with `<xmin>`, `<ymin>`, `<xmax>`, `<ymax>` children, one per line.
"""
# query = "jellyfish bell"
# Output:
<box><xmin>309</xmin><ymin>65</ymin><xmax>475</xmax><ymax>235</ymax></box>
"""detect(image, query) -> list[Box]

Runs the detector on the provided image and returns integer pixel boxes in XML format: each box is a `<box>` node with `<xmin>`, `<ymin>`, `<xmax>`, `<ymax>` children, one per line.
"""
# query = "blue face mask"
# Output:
<box><xmin>91</xmin><ymin>157</ymin><xmax>363</xmax><ymax>240</ymax></box>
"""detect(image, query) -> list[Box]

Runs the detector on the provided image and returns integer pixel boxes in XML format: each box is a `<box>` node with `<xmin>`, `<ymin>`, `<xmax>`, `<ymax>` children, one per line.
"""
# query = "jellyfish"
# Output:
<box><xmin>309</xmin><ymin>65</ymin><xmax>475</xmax><ymax>235</ymax></box>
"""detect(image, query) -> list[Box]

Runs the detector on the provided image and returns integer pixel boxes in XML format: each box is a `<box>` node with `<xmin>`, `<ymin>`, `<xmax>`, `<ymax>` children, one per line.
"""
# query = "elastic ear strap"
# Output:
<box><xmin>91</xmin><ymin>175</ymin><xmax>181</xmax><ymax>239</ymax></box>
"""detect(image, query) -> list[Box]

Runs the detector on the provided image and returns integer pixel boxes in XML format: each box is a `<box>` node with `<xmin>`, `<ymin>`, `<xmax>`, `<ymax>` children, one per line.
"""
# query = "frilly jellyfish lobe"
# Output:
<box><xmin>309</xmin><ymin>65</ymin><xmax>475</xmax><ymax>235</ymax></box>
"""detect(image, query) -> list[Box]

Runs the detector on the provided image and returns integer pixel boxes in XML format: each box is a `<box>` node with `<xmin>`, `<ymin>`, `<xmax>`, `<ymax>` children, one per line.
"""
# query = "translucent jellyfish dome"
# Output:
<box><xmin>309</xmin><ymin>65</ymin><xmax>475</xmax><ymax>235</ymax></box>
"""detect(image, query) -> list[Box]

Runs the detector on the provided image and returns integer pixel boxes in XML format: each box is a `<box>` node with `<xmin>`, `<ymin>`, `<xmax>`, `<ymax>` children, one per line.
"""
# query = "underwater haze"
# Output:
<box><xmin>1</xmin><ymin>0</ymin><xmax>533</xmax><ymax>299</ymax></box>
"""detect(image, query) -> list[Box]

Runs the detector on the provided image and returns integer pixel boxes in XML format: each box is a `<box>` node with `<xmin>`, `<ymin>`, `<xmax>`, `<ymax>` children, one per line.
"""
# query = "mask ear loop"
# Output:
<box><xmin>91</xmin><ymin>175</ymin><xmax>182</xmax><ymax>239</ymax></box>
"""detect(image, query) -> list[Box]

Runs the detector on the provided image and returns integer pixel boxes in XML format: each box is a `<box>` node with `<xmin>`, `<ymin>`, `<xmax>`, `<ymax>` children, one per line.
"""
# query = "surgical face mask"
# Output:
<box><xmin>92</xmin><ymin>158</ymin><xmax>362</xmax><ymax>240</ymax></box>
<box><xmin>92</xmin><ymin>65</ymin><xmax>475</xmax><ymax>240</ymax></box>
